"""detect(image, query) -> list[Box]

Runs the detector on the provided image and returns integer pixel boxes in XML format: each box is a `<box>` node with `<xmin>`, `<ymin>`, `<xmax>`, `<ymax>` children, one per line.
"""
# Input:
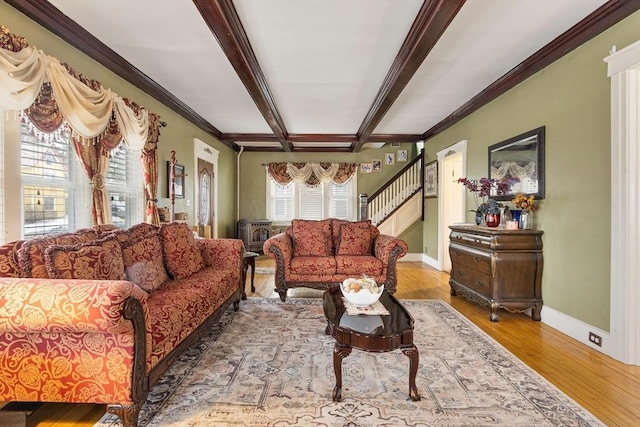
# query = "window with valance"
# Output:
<box><xmin>0</xmin><ymin>26</ymin><xmax>162</xmax><ymax>233</ymax></box>
<box><xmin>265</xmin><ymin>162</ymin><xmax>358</xmax><ymax>221</ymax></box>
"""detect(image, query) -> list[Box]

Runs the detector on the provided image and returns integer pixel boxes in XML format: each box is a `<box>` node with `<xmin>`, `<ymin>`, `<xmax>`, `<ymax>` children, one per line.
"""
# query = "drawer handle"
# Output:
<box><xmin>473</xmin><ymin>256</ymin><xmax>482</xmax><ymax>263</ymax></box>
<box><xmin>476</xmin><ymin>280</ymin><xmax>484</xmax><ymax>287</ymax></box>
<box><xmin>455</xmin><ymin>251</ymin><xmax>462</xmax><ymax>256</ymax></box>
<box><xmin>457</xmin><ymin>271</ymin><xmax>464</xmax><ymax>277</ymax></box>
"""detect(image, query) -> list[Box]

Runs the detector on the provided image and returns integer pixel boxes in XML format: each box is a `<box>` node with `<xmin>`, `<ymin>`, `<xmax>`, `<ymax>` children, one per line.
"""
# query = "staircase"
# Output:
<box><xmin>362</xmin><ymin>152</ymin><xmax>423</xmax><ymax>237</ymax></box>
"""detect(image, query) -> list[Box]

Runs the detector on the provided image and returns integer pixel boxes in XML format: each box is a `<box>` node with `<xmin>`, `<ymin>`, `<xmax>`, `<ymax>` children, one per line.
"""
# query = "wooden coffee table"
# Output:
<box><xmin>322</xmin><ymin>287</ymin><xmax>420</xmax><ymax>402</ymax></box>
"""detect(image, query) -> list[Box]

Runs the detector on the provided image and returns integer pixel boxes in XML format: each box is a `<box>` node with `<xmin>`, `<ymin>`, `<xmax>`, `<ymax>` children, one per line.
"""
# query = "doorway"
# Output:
<box><xmin>437</xmin><ymin>140</ymin><xmax>467</xmax><ymax>272</ymax></box>
<box><xmin>193</xmin><ymin>138</ymin><xmax>219</xmax><ymax>238</ymax></box>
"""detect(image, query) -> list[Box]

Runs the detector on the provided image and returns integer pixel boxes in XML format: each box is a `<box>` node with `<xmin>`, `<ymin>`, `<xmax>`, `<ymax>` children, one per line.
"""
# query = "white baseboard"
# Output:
<box><xmin>399</xmin><ymin>255</ymin><xmax>609</xmax><ymax>356</ymax></box>
<box><xmin>398</xmin><ymin>253</ymin><xmax>441</xmax><ymax>270</ymax></box>
<box><xmin>541</xmin><ymin>305</ymin><xmax>610</xmax><ymax>356</ymax></box>
<box><xmin>399</xmin><ymin>252</ymin><xmax>424</xmax><ymax>262</ymax></box>
<box><xmin>422</xmin><ymin>253</ymin><xmax>441</xmax><ymax>270</ymax></box>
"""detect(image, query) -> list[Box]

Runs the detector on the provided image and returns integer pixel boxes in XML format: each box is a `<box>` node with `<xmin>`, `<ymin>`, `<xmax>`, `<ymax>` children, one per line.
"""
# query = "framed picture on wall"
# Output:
<box><xmin>167</xmin><ymin>161</ymin><xmax>185</xmax><ymax>198</ymax></box>
<box><xmin>360</xmin><ymin>163</ymin><xmax>373</xmax><ymax>173</ymax></box>
<box><xmin>372</xmin><ymin>159</ymin><xmax>382</xmax><ymax>172</ymax></box>
<box><xmin>397</xmin><ymin>149</ymin><xmax>408</xmax><ymax>162</ymax></box>
<box><xmin>424</xmin><ymin>160</ymin><xmax>438</xmax><ymax>198</ymax></box>
<box><xmin>384</xmin><ymin>153</ymin><xmax>395</xmax><ymax>165</ymax></box>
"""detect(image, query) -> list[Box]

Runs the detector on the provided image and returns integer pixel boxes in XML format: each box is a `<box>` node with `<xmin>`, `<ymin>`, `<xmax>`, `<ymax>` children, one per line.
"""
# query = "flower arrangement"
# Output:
<box><xmin>457</xmin><ymin>177</ymin><xmax>518</xmax><ymax>214</ymax></box>
<box><xmin>512</xmin><ymin>193</ymin><xmax>538</xmax><ymax>212</ymax></box>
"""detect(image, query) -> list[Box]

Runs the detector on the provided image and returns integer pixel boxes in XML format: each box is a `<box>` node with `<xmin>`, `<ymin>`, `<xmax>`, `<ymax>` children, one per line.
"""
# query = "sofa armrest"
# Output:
<box><xmin>263</xmin><ymin>233</ymin><xmax>293</xmax><ymax>264</ymax></box>
<box><xmin>0</xmin><ymin>278</ymin><xmax>149</xmax><ymax>335</ymax></box>
<box><xmin>374</xmin><ymin>234</ymin><xmax>408</xmax><ymax>265</ymax></box>
<box><xmin>197</xmin><ymin>238</ymin><xmax>244</xmax><ymax>279</ymax></box>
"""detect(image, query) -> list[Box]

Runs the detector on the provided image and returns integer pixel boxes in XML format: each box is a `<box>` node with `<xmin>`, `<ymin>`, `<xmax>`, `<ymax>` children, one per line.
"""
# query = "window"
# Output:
<box><xmin>106</xmin><ymin>146</ymin><xmax>144</xmax><ymax>228</ymax></box>
<box><xmin>20</xmin><ymin>121</ymin><xmax>88</xmax><ymax>238</ymax></box>
<box><xmin>0</xmin><ymin>113</ymin><xmax>144</xmax><ymax>243</ymax></box>
<box><xmin>266</xmin><ymin>174</ymin><xmax>357</xmax><ymax>223</ymax></box>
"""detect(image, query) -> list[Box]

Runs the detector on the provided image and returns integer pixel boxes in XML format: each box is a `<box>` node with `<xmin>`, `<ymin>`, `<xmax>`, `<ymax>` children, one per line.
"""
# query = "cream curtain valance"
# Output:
<box><xmin>0</xmin><ymin>26</ymin><xmax>161</xmax><ymax>226</ymax></box>
<box><xmin>267</xmin><ymin>162</ymin><xmax>358</xmax><ymax>187</ymax></box>
<box><xmin>0</xmin><ymin>39</ymin><xmax>147</xmax><ymax>150</ymax></box>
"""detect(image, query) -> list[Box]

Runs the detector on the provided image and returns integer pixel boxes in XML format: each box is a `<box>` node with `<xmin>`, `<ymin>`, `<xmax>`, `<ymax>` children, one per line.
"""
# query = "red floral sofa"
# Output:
<box><xmin>0</xmin><ymin>221</ymin><xmax>244</xmax><ymax>426</ymax></box>
<box><xmin>263</xmin><ymin>218</ymin><xmax>408</xmax><ymax>301</ymax></box>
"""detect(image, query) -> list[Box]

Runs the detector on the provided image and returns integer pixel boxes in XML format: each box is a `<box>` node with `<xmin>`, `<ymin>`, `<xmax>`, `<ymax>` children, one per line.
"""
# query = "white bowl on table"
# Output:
<box><xmin>340</xmin><ymin>277</ymin><xmax>384</xmax><ymax>307</ymax></box>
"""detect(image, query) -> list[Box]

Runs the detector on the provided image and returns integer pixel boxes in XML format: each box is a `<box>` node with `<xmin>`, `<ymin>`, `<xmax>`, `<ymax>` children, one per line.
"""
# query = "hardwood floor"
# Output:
<box><xmin>5</xmin><ymin>258</ymin><xmax>639</xmax><ymax>426</ymax></box>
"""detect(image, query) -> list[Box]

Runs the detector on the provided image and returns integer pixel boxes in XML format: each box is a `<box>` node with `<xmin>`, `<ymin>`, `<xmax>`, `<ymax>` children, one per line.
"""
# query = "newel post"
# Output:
<box><xmin>359</xmin><ymin>194</ymin><xmax>368</xmax><ymax>221</ymax></box>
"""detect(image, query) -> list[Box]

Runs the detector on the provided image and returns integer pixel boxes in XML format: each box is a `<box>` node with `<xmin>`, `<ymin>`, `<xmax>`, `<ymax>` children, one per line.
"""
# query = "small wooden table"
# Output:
<box><xmin>241</xmin><ymin>251</ymin><xmax>259</xmax><ymax>300</ymax></box>
<box><xmin>322</xmin><ymin>287</ymin><xmax>420</xmax><ymax>402</ymax></box>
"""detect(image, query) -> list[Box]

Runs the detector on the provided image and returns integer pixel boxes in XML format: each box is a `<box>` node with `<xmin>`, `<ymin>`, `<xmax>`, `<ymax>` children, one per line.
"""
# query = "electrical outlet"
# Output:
<box><xmin>588</xmin><ymin>332</ymin><xmax>602</xmax><ymax>347</ymax></box>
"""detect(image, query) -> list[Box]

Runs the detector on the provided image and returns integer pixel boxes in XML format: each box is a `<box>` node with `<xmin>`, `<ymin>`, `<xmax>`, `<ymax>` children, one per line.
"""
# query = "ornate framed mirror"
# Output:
<box><xmin>488</xmin><ymin>126</ymin><xmax>545</xmax><ymax>200</ymax></box>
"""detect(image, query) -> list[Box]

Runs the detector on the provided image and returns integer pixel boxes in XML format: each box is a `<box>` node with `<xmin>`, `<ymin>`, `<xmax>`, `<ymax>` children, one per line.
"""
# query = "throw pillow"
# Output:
<box><xmin>44</xmin><ymin>236</ymin><xmax>126</xmax><ymax>281</ymax></box>
<box><xmin>18</xmin><ymin>228</ymin><xmax>98</xmax><ymax>278</ymax></box>
<box><xmin>121</xmin><ymin>231</ymin><xmax>169</xmax><ymax>292</ymax></box>
<box><xmin>292</xmin><ymin>229</ymin><xmax>332</xmax><ymax>257</ymax></box>
<box><xmin>291</xmin><ymin>219</ymin><xmax>332</xmax><ymax>257</ymax></box>
<box><xmin>160</xmin><ymin>222</ymin><xmax>205</xmax><ymax>280</ymax></box>
<box><xmin>336</xmin><ymin>221</ymin><xmax>373</xmax><ymax>255</ymax></box>
<box><xmin>332</xmin><ymin>219</ymin><xmax>376</xmax><ymax>253</ymax></box>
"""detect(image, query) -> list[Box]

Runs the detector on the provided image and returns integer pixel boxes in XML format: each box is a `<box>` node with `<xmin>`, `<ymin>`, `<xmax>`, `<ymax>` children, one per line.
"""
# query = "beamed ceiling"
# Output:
<box><xmin>6</xmin><ymin>0</ymin><xmax>639</xmax><ymax>152</ymax></box>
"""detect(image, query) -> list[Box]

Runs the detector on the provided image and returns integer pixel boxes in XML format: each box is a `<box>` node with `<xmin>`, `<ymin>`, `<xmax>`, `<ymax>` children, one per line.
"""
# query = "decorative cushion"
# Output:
<box><xmin>18</xmin><ymin>228</ymin><xmax>98</xmax><ymax>278</ymax></box>
<box><xmin>292</xmin><ymin>229</ymin><xmax>331</xmax><ymax>257</ymax></box>
<box><xmin>336</xmin><ymin>221</ymin><xmax>373</xmax><ymax>255</ymax></box>
<box><xmin>92</xmin><ymin>223</ymin><xmax>119</xmax><ymax>236</ymax></box>
<box><xmin>0</xmin><ymin>240</ymin><xmax>24</xmax><ymax>278</ymax></box>
<box><xmin>44</xmin><ymin>236</ymin><xmax>126</xmax><ymax>280</ymax></box>
<box><xmin>121</xmin><ymin>231</ymin><xmax>169</xmax><ymax>292</ymax></box>
<box><xmin>291</xmin><ymin>219</ymin><xmax>332</xmax><ymax>257</ymax></box>
<box><xmin>128</xmin><ymin>222</ymin><xmax>160</xmax><ymax>243</ymax></box>
<box><xmin>160</xmin><ymin>222</ymin><xmax>205</xmax><ymax>280</ymax></box>
<box><xmin>331</xmin><ymin>219</ymin><xmax>378</xmax><ymax>253</ymax></box>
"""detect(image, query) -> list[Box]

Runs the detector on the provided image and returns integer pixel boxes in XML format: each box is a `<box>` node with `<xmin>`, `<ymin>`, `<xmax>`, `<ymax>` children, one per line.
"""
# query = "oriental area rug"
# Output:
<box><xmin>95</xmin><ymin>298</ymin><xmax>604</xmax><ymax>426</ymax></box>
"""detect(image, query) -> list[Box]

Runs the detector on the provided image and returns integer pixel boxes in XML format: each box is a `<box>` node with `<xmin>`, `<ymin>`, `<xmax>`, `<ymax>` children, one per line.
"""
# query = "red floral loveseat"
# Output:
<box><xmin>0</xmin><ymin>221</ymin><xmax>244</xmax><ymax>426</ymax></box>
<box><xmin>263</xmin><ymin>218</ymin><xmax>408</xmax><ymax>301</ymax></box>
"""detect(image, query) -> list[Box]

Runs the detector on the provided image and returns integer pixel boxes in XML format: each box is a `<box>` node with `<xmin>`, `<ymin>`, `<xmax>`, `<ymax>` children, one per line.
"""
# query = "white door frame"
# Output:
<box><xmin>605</xmin><ymin>41</ymin><xmax>640</xmax><ymax>365</ymax></box>
<box><xmin>193</xmin><ymin>138</ymin><xmax>219</xmax><ymax>238</ymax></box>
<box><xmin>436</xmin><ymin>140</ymin><xmax>467</xmax><ymax>271</ymax></box>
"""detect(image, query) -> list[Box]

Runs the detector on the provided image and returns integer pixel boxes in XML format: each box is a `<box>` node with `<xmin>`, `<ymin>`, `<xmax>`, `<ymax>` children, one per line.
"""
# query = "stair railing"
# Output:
<box><xmin>361</xmin><ymin>152</ymin><xmax>423</xmax><ymax>226</ymax></box>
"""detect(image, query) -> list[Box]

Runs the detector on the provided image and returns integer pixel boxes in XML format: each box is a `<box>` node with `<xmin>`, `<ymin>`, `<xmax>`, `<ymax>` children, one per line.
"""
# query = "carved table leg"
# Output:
<box><xmin>332</xmin><ymin>344</ymin><xmax>352</xmax><ymax>402</ymax></box>
<box><xmin>241</xmin><ymin>260</ymin><xmax>248</xmax><ymax>300</ymax></box>
<box><xmin>401</xmin><ymin>345</ymin><xmax>421</xmax><ymax>401</ymax></box>
<box><xmin>249</xmin><ymin>257</ymin><xmax>256</xmax><ymax>292</ymax></box>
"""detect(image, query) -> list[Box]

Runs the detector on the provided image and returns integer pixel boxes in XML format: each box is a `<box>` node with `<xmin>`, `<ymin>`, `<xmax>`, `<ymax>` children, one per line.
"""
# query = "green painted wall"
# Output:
<box><xmin>2</xmin><ymin>1</ymin><xmax>238</xmax><ymax>237</ymax></box>
<box><xmin>423</xmin><ymin>11</ymin><xmax>640</xmax><ymax>330</ymax></box>
<box><xmin>238</xmin><ymin>143</ymin><xmax>423</xmax><ymax>251</ymax></box>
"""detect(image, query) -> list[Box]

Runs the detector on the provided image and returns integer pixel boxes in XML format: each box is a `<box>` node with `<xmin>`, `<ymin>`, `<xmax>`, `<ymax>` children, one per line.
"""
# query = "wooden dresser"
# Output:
<box><xmin>448</xmin><ymin>225</ymin><xmax>543</xmax><ymax>322</ymax></box>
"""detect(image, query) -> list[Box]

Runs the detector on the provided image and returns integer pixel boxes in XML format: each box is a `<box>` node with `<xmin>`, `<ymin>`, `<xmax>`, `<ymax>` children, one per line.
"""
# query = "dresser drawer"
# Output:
<box><xmin>449</xmin><ymin>244</ymin><xmax>492</xmax><ymax>276</ymax></box>
<box><xmin>451</xmin><ymin>264</ymin><xmax>492</xmax><ymax>295</ymax></box>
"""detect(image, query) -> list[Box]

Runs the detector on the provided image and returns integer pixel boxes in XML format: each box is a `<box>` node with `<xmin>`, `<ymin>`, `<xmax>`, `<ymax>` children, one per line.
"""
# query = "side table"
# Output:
<box><xmin>242</xmin><ymin>251</ymin><xmax>259</xmax><ymax>300</ymax></box>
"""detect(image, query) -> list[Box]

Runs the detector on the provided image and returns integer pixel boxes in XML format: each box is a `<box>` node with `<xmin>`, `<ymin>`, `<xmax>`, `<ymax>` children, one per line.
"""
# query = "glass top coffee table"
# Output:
<box><xmin>322</xmin><ymin>286</ymin><xmax>420</xmax><ymax>402</ymax></box>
